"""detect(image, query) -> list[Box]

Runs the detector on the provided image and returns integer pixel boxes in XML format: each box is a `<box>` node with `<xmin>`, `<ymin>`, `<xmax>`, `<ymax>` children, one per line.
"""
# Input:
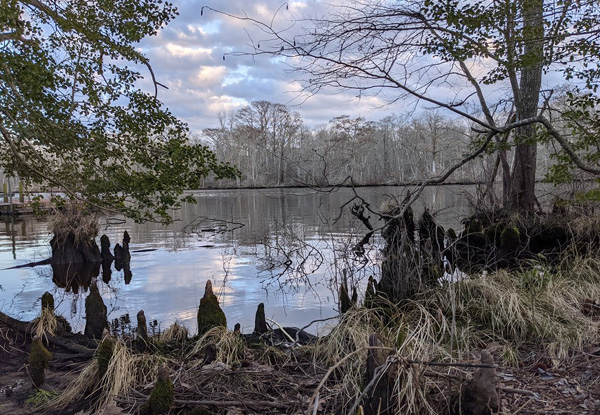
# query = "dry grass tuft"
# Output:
<box><xmin>431</xmin><ymin>263</ymin><xmax>600</xmax><ymax>361</ymax></box>
<box><xmin>43</xmin><ymin>359</ymin><xmax>99</xmax><ymax>411</ymax></box>
<box><xmin>44</xmin><ymin>338</ymin><xmax>176</xmax><ymax>414</ymax></box>
<box><xmin>161</xmin><ymin>322</ymin><xmax>188</xmax><ymax>344</ymax></box>
<box><xmin>188</xmin><ymin>326</ymin><xmax>246</xmax><ymax>366</ymax></box>
<box><xmin>31</xmin><ymin>308</ymin><xmax>58</xmax><ymax>342</ymax></box>
<box><xmin>48</xmin><ymin>202</ymin><xmax>99</xmax><ymax>245</ymax></box>
<box><xmin>94</xmin><ymin>339</ymin><xmax>135</xmax><ymax>410</ymax></box>
<box><xmin>311</xmin><ymin>306</ymin><xmax>385</xmax><ymax>411</ymax></box>
<box><xmin>311</xmin><ymin>247</ymin><xmax>600</xmax><ymax>414</ymax></box>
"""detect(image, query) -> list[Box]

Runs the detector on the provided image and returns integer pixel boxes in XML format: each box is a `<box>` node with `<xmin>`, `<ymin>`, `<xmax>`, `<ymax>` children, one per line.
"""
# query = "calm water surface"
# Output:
<box><xmin>0</xmin><ymin>186</ymin><xmax>472</xmax><ymax>335</ymax></box>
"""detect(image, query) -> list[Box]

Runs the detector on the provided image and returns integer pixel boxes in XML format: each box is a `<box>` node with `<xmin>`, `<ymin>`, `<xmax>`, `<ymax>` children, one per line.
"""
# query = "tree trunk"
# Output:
<box><xmin>508</xmin><ymin>0</ymin><xmax>544</xmax><ymax>214</ymax></box>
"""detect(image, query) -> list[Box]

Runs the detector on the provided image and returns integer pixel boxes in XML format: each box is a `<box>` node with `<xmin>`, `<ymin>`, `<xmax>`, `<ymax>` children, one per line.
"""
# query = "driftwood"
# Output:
<box><xmin>0</xmin><ymin>310</ymin><xmax>94</xmax><ymax>356</ymax></box>
<box><xmin>4</xmin><ymin>257</ymin><xmax>51</xmax><ymax>269</ymax></box>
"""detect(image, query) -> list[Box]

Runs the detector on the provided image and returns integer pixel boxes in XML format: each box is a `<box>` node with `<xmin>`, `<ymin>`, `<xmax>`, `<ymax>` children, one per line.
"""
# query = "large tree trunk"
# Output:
<box><xmin>508</xmin><ymin>0</ymin><xmax>544</xmax><ymax>214</ymax></box>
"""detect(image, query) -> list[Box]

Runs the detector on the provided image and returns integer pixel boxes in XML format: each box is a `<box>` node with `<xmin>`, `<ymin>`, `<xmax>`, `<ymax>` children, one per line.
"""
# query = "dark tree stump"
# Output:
<box><xmin>41</xmin><ymin>291</ymin><xmax>54</xmax><ymax>311</ymax></box>
<box><xmin>364</xmin><ymin>333</ymin><xmax>395</xmax><ymax>415</ymax></box>
<box><xmin>254</xmin><ymin>303</ymin><xmax>268</xmax><ymax>334</ymax></box>
<box><xmin>197</xmin><ymin>280</ymin><xmax>226</xmax><ymax>335</ymax></box>
<box><xmin>50</xmin><ymin>233</ymin><xmax>102</xmax><ymax>265</ymax></box>
<box><xmin>100</xmin><ymin>234</ymin><xmax>114</xmax><ymax>261</ymax></box>
<box><xmin>137</xmin><ymin>310</ymin><xmax>149</xmax><ymax>353</ymax></box>
<box><xmin>451</xmin><ymin>350</ymin><xmax>500</xmax><ymax>415</ymax></box>
<box><xmin>84</xmin><ymin>283</ymin><xmax>108</xmax><ymax>340</ymax></box>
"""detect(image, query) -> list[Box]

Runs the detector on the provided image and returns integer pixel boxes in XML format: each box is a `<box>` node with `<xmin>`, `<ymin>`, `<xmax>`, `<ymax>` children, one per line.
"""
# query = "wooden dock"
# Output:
<box><xmin>0</xmin><ymin>199</ymin><xmax>53</xmax><ymax>216</ymax></box>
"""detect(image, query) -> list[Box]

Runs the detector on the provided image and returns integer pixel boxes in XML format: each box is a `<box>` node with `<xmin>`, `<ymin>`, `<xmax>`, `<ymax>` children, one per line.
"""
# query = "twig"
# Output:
<box><xmin>512</xmin><ymin>398</ymin><xmax>534</xmax><ymax>415</ymax></box>
<box><xmin>267</xmin><ymin>318</ymin><xmax>295</xmax><ymax>343</ymax></box>
<box><xmin>174</xmin><ymin>398</ymin><xmax>289</xmax><ymax>409</ymax></box>
<box><xmin>294</xmin><ymin>316</ymin><xmax>339</xmax><ymax>345</ymax></box>
<box><xmin>501</xmin><ymin>387</ymin><xmax>540</xmax><ymax>398</ymax></box>
<box><xmin>406</xmin><ymin>359</ymin><xmax>496</xmax><ymax>369</ymax></box>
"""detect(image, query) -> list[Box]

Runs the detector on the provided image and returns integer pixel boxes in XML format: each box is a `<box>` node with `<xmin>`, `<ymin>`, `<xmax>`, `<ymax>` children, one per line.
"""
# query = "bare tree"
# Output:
<box><xmin>205</xmin><ymin>0</ymin><xmax>600</xmax><ymax>214</ymax></box>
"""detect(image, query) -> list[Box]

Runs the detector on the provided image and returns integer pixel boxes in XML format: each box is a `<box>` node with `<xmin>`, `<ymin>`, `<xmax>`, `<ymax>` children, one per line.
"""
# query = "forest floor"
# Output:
<box><xmin>1</xmin><ymin>316</ymin><xmax>599</xmax><ymax>415</ymax></box>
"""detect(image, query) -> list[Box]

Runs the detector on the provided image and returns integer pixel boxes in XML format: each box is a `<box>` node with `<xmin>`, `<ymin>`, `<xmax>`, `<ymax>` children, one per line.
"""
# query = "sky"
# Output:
<box><xmin>134</xmin><ymin>0</ymin><xmax>575</xmax><ymax>135</ymax></box>
<box><xmin>136</xmin><ymin>0</ymin><xmax>404</xmax><ymax>133</ymax></box>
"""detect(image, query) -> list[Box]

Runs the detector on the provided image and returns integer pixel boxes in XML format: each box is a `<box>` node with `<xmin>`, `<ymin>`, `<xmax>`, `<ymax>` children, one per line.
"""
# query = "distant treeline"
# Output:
<box><xmin>197</xmin><ymin>101</ymin><xmax>558</xmax><ymax>189</ymax></box>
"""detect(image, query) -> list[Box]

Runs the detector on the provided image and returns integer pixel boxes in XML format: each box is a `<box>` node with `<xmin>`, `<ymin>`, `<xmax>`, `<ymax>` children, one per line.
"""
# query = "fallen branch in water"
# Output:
<box><xmin>3</xmin><ymin>257</ymin><xmax>51</xmax><ymax>269</ymax></box>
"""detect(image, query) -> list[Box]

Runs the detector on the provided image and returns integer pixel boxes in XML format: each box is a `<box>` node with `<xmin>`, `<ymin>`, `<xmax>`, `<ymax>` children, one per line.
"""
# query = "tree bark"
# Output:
<box><xmin>508</xmin><ymin>0</ymin><xmax>544</xmax><ymax>214</ymax></box>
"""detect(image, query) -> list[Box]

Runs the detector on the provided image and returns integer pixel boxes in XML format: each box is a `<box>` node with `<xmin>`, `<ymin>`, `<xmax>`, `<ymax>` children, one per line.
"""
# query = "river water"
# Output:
<box><xmin>0</xmin><ymin>186</ymin><xmax>475</xmax><ymax>335</ymax></box>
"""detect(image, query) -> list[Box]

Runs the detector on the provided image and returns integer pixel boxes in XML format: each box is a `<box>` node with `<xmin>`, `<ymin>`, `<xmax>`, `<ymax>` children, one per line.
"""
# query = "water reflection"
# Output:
<box><xmin>0</xmin><ymin>186</ymin><xmax>476</xmax><ymax>335</ymax></box>
<box><xmin>51</xmin><ymin>262</ymin><xmax>99</xmax><ymax>294</ymax></box>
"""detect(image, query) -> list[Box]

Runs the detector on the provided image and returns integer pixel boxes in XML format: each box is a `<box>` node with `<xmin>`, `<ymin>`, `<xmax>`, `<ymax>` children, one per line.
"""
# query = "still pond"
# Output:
<box><xmin>0</xmin><ymin>186</ymin><xmax>475</xmax><ymax>335</ymax></box>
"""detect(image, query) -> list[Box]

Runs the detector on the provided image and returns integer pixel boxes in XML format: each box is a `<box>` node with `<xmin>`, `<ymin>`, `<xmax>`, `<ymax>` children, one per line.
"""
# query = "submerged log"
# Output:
<box><xmin>5</xmin><ymin>257</ymin><xmax>51</xmax><ymax>269</ymax></box>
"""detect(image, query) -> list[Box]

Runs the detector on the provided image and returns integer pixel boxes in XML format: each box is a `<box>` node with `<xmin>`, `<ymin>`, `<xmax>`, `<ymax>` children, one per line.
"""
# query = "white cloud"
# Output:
<box><xmin>192</xmin><ymin>66</ymin><xmax>227</xmax><ymax>87</ymax></box>
<box><xmin>136</xmin><ymin>0</ymin><xmax>445</xmax><ymax>132</ymax></box>
<box><xmin>164</xmin><ymin>43</ymin><xmax>213</xmax><ymax>59</ymax></box>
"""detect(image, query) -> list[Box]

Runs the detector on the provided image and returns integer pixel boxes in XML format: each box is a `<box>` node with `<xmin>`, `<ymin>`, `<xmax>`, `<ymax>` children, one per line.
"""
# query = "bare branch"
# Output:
<box><xmin>537</xmin><ymin>116</ymin><xmax>600</xmax><ymax>175</ymax></box>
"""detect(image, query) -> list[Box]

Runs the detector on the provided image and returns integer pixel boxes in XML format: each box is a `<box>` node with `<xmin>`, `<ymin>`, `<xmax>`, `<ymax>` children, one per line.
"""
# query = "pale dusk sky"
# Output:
<box><xmin>136</xmin><ymin>0</ymin><xmax>409</xmax><ymax>132</ymax></box>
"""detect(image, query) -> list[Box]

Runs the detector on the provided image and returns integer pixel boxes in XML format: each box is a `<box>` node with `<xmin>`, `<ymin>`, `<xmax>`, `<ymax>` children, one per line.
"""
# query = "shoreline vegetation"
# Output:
<box><xmin>1</xmin><ymin>258</ymin><xmax>599</xmax><ymax>414</ymax></box>
<box><xmin>3</xmin><ymin>177</ymin><xmax>597</xmax><ymax>197</ymax></box>
<box><xmin>2</xmin><ymin>206</ymin><xmax>600</xmax><ymax>414</ymax></box>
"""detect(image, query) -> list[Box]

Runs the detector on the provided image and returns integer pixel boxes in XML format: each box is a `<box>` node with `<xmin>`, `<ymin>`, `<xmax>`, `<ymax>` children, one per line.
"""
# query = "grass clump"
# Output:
<box><xmin>48</xmin><ymin>201</ymin><xmax>100</xmax><ymax>245</ymax></box>
<box><xmin>311</xmin><ymin>247</ymin><xmax>600</xmax><ymax>414</ymax></box>
<box><xmin>436</xmin><ymin>263</ymin><xmax>600</xmax><ymax>360</ymax></box>
<box><xmin>32</xmin><ymin>307</ymin><xmax>58</xmax><ymax>342</ymax></box>
<box><xmin>25</xmin><ymin>388</ymin><xmax>58</xmax><ymax>407</ymax></box>
<box><xmin>44</xmin><ymin>338</ymin><xmax>138</xmax><ymax>412</ymax></box>
<box><xmin>188</xmin><ymin>326</ymin><xmax>245</xmax><ymax>367</ymax></box>
<box><xmin>162</xmin><ymin>321</ymin><xmax>189</xmax><ymax>344</ymax></box>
